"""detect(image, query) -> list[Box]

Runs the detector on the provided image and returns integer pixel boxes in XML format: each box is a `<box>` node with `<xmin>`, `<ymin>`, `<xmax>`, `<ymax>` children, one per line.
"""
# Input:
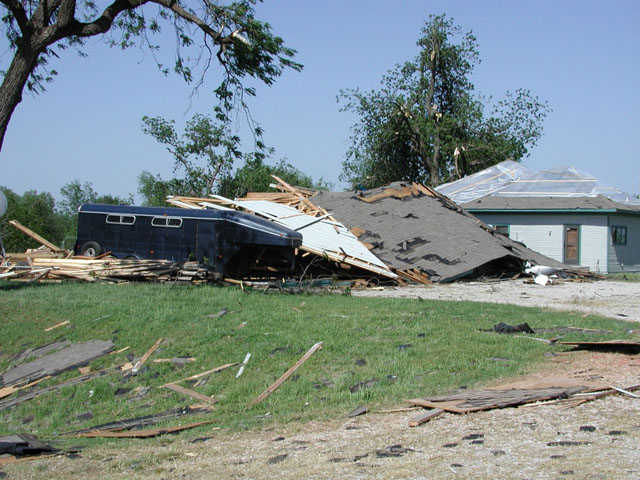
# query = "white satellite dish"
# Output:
<box><xmin>0</xmin><ymin>190</ymin><xmax>7</xmax><ymax>217</ymax></box>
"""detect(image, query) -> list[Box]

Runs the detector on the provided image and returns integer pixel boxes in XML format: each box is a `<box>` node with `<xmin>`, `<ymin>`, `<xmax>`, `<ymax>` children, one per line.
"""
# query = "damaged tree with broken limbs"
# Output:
<box><xmin>339</xmin><ymin>14</ymin><xmax>550</xmax><ymax>189</ymax></box>
<box><xmin>0</xmin><ymin>0</ymin><xmax>302</xmax><ymax>151</ymax></box>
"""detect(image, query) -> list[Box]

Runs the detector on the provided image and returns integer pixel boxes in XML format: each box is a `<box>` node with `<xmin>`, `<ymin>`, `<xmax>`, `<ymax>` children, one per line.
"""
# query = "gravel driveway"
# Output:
<box><xmin>354</xmin><ymin>279</ymin><xmax>640</xmax><ymax>322</ymax></box>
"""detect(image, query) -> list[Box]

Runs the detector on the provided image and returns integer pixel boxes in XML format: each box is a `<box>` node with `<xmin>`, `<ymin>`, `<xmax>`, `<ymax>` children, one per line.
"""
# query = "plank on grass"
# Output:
<box><xmin>132</xmin><ymin>338</ymin><xmax>163</xmax><ymax>374</ymax></box>
<box><xmin>408</xmin><ymin>408</ymin><xmax>444</xmax><ymax>427</ymax></box>
<box><xmin>44</xmin><ymin>320</ymin><xmax>70</xmax><ymax>332</ymax></box>
<box><xmin>248</xmin><ymin>342</ymin><xmax>323</xmax><ymax>407</ymax></box>
<box><xmin>76</xmin><ymin>420</ymin><xmax>215</xmax><ymax>438</ymax></box>
<box><xmin>172</xmin><ymin>362</ymin><xmax>240</xmax><ymax>384</ymax></box>
<box><xmin>164</xmin><ymin>383</ymin><xmax>217</xmax><ymax>404</ymax></box>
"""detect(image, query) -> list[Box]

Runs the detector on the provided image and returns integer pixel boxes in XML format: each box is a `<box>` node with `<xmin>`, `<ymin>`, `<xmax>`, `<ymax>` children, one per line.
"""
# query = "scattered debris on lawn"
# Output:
<box><xmin>236</xmin><ymin>353</ymin><xmax>251</xmax><ymax>378</ymax></box>
<box><xmin>489</xmin><ymin>322</ymin><xmax>535</xmax><ymax>334</ymax></box>
<box><xmin>408</xmin><ymin>408</ymin><xmax>444</xmax><ymax>427</ymax></box>
<box><xmin>248</xmin><ymin>342</ymin><xmax>323</xmax><ymax>407</ymax></box>
<box><xmin>130</xmin><ymin>338</ymin><xmax>164</xmax><ymax>375</ymax></box>
<box><xmin>347</xmin><ymin>406</ymin><xmax>369</xmax><ymax>418</ymax></box>
<box><xmin>164</xmin><ymin>383</ymin><xmax>217</xmax><ymax>404</ymax></box>
<box><xmin>0</xmin><ymin>340</ymin><xmax>114</xmax><ymax>388</ymax></box>
<box><xmin>74</xmin><ymin>420</ymin><xmax>216</xmax><ymax>439</ymax></box>
<box><xmin>43</xmin><ymin>320</ymin><xmax>70</xmax><ymax>332</ymax></box>
<box><xmin>61</xmin><ymin>405</ymin><xmax>213</xmax><ymax>436</ymax></box>
<box><xmin>408</xmin><ymin>377</ymin><xmax>601</xmax><ymax>413</ymax></box>
<box><xmin>0</xmin><ymin>434</ymin><xmax>59</xmax><ymax>465</ymax></box>
<box><xmin>208</xmin><ymin>309</ymin><xmax>229</xmax><ymax>319</ymax></box>
<box><xmin>0</xmin><ymin>364</ymin><xmax>124</xmax><ymax>411</ymax></box>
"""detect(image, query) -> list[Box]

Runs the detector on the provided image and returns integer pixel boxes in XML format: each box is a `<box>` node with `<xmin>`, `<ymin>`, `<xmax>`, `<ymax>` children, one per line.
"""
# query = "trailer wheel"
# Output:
<box><xmin>80</xmin><ymin>241</ymin><xmax>103</xmax><ymax>257</ymax></box>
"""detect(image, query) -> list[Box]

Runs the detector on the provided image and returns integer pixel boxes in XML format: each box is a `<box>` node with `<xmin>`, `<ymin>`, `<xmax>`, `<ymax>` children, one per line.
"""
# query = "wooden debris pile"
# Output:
<box><xmin>404</xmin><ymin>376</ymin><xmax>640</xmax><ymax>428</ymax></box>
<box><xmin>0</xmin><ymin>218</ymin><xmax>217</xmax><ymax>284</ymax></box>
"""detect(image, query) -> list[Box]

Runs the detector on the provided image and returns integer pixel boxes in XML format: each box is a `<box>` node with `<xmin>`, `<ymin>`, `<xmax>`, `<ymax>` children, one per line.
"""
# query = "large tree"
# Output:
<box><xmin>141</xmin><ymin>113</ymin><xmax>243</xmax><ymax>198</ymax></box>
<box><xmin>0</xmin><ymin>0</ymin><xmax>301</xmax><ymax>150</ymax></box>
<box><xmin>340</xmin><ymin>15</ymin><xmax>550</xmax><ymax>189</ymax></box>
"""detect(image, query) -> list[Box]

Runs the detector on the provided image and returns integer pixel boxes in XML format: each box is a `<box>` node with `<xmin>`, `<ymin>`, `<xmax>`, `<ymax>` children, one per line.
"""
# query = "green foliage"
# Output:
<box><xmin>0</xmin><ymin>282</ymin><xmax>631</xmax><ymax>441</ymax></box>
<box><xmin>137</xmin><ymin>171</ymin><xmax>193</xmax><ymax>207</ymax></box>
<box><xmin>142</xmin><ymin>114</ymin><xmax>244</xmax><ymax>197</ymax></box>
<box><xmin>0</xmin><ymin>187</ymin><xmax>67</xmax><ymax>251</ymax></box>
<box><xmin>340</xmin><ymin>14</ymin><xmax>550</xmax><ymax>189</ymax></box>
<box><xmin>58</xmin><ymin>180</ymin><xmax>133</xmax><ymax>245</ymax></box>
<box><xmin>217</xmin><ymin>156</ymin><xmax>332</xmax><ymax>198</ymax></box>
<box><xmin>59</xmin><ymin>180</ymin><xmax>133</xmax><ymax>215</ymax></box>
<box><xmin>0</xmin><ymin>1</ymin><xmax>302</xmax><ymax>149</ymax></box>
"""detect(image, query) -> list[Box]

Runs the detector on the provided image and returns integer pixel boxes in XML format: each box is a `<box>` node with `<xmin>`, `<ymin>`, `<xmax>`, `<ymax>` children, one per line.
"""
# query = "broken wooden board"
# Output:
<box><xmin>408</xmin><ymin>377</ymin><xmax>601</xmax><ymax>413</ymax></box>
<box><xmin>0</xmin><ymin>340</ymin><xmax>114</xmax><ymax>387</ymax></box>
<box><xmin>172</xmin><ymin>362</ymin><xmax>240</xmax><ymax>384</ymax></box>
<box><xmin>408</xmin><ymin>387</ymin><xmax>584</xmax><ymax>413</ymax></box>
<box><xmin>408</xmin><ymin>408</ymin><xmax>444</xmax><ymax>427</ymax></box>
<box><xmin>0</xmin><ymin>365</ymin><xmax>123</xmax><ymax>411</ymax></box>
<box><xmin>76</xmin><ymin>420</ymin><xmax>215</xmax><ymax>438</ymax></box>
<box><xmin>131</xmin><ymin>338</ymin><xmax>163</xmax><ymax>374</ymax></box>
<box><xmin>43</xmin><ymin>320</ymin><xmax>70</xmax><ymax>332</ymax></box>
<box><xmin>164</xmin><ymin>383</ymin><xmax>217</xmax><ymax>404</ymax></box>
<box><xmin>62</xmin><ymin>405</ymin><xmax>213</xmax><ymax>435</ymax></box>
<box><xmin>8</xmin><ymin>220</ymin><xmax>67</xmax><ymax>253</ymax></box>
<box><xmin>559</xmin><ymin>340</ymin><xmax>640</xmax><ymax>354</ymax></box>
<box><xmin>248</xmin><ymin>342</ymin><xmax>323</xmax><ymax>407</ymax></box>
<box><xmin>0</xmin><ymin>377</ymin><xmax>49</xmax><ymax>401</ymax></box>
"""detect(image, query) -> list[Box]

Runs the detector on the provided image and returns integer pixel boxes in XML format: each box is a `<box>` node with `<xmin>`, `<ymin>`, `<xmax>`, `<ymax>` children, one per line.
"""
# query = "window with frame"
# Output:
<box><xmin>612</xmin><ymin>225</ymin><xmax>627</xmax><ymax>245</ymax></box>
<box><xmin>493</xmin><ymin>224</ymin><xmax>510</xmax><ymax>237</ymax></box>
<box><xmin>106</xmin><ymin>214</ymin><xmax>135</xmax><ymax>225</ymax></box>
<box><xmin>152</xmin><ymin>216</ymin><xmax>183</xmax><ymax>228</ymax></box>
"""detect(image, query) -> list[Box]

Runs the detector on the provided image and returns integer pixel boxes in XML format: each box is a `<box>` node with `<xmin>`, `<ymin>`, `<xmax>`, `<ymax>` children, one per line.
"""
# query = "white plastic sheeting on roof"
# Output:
<box><xmin>171</xmin><ymin>195</ymin><xmax>397</xmax><ymax>279</ymax></box>
<box><xmin>437</xmin><ymin>161</ymin><xmax>640</xmax><ymax>205</ymax></box>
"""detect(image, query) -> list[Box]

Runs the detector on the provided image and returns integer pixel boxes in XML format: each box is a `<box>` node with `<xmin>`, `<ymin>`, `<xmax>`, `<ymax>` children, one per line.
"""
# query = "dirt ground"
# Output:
<box><xmin>3</xmin><ymin>279</ymin><xmax>640</xmax><ymax>479</ymax></box>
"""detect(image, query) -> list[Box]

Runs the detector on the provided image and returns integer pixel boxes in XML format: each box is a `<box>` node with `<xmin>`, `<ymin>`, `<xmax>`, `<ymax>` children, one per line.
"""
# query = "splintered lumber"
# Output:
<box><xmin>0</xmin><ymin>377</ymin><xmax>49</xmax><ymax>400</ymax></box>
<box><xmin>132</xmin><ymin>338</ymin><xmax>163</xmax><ymax>374</ymax></box>
<box><xmin>8</xmin><ymin>220</ymin><xmax>66</xmax><ymax>253</ymax></box>
<box><xmin>408</xmin><ymin>408</ymin><xmax>444</xmax><ymax>427</ymax></box>
<box><xmin>62</xmin><ymin>405</ymin><xmax>213</xmax><ymax>436</ymax></box>
<box><xmin>271</xmin><ymin>175</ymin><xmax>329</xmax><ymax>218</ymax></box>
<box><xmin>164</xmin><ymin>383</ymin><xmax>217</xmax><ymax>404</ymax></box>
<box><xmin>76</xmin><ymin>420</ymin><xmax>215</xmax><ymax>438</ymax></box>
<box><xmin>174</xmin><ymin>362</ymin><xmax>240</xmax><ymax>384</ymax></box>
<box><xmin>0</xmin><ymin>365</ymin><xmax>123</xmax><ymax>411</ymax></box>
<box><xmin>248</xmin><ymin>342</ymin><xmax>323</xmax><ymax>407</ymax></box>
<box><xmin>43</xmin><ymin>320</ymin><xmax>70</xmax><ymax>332</ymax></box>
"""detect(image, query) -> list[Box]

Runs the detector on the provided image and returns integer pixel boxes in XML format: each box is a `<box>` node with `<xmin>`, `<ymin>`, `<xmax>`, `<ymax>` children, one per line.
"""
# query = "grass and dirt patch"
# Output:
<box><xmin>0</xmin><ymin>280</ymin><xmax>634</xmax><ymax>456</ymax></box>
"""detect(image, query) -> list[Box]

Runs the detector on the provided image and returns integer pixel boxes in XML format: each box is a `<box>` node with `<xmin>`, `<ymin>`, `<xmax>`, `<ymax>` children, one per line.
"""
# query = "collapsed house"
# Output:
<box><xmin>170</xmin><ymin>178</ymin><xmax>570</xmax><ymax>284</ymax></box>
<box><xmin>437</xmin><ymin>161</ymin><xmax>640</xmax><ymax>273</ymax></box>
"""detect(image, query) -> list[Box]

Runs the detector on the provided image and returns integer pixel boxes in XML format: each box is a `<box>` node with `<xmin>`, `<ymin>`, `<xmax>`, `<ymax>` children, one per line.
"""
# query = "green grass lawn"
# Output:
<box><xmin>606</xmin><ymin>272</ymin><xmax>640</xmax><ymax>282</ymax></box>
<box><xmin>0</xmin><ymin>281</ymin><xmax>633</xmax><ymax>450</ymax></box>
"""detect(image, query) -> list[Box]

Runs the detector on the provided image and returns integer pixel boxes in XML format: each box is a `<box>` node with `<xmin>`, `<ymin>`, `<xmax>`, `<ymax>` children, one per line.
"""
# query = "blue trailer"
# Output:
<box><xmin>74</xmin><ymin>204</ymin><xmax>302</xmax><ymax>278</ymax></box>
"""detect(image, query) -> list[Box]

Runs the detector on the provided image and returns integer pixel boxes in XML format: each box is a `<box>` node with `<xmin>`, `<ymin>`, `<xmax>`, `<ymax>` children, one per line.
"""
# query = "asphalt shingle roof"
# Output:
<box><xmin>311</xmin><ymin>182</ymin><xmax>564</xmax><ymax>282</ymax></box>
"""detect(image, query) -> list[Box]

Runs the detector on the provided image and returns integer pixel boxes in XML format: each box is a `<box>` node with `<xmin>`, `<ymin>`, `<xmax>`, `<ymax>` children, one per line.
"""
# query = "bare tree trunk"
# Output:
<box><xmin>429</xmin><ymin>133</ymin><xmax>441</xmax><ymax>186</ymax></box>
<box><xmin>0</xmin><ymin>43</ymin><xmax>41</xmax><ymax>152</ymax></box>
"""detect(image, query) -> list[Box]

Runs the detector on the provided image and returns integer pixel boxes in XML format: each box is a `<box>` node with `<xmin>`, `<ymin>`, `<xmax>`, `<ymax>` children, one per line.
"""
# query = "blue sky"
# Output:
<box><xmin>1</xmin><ymin>0</ymin><xmax>639</xmax><ymax>202</ymax></box>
